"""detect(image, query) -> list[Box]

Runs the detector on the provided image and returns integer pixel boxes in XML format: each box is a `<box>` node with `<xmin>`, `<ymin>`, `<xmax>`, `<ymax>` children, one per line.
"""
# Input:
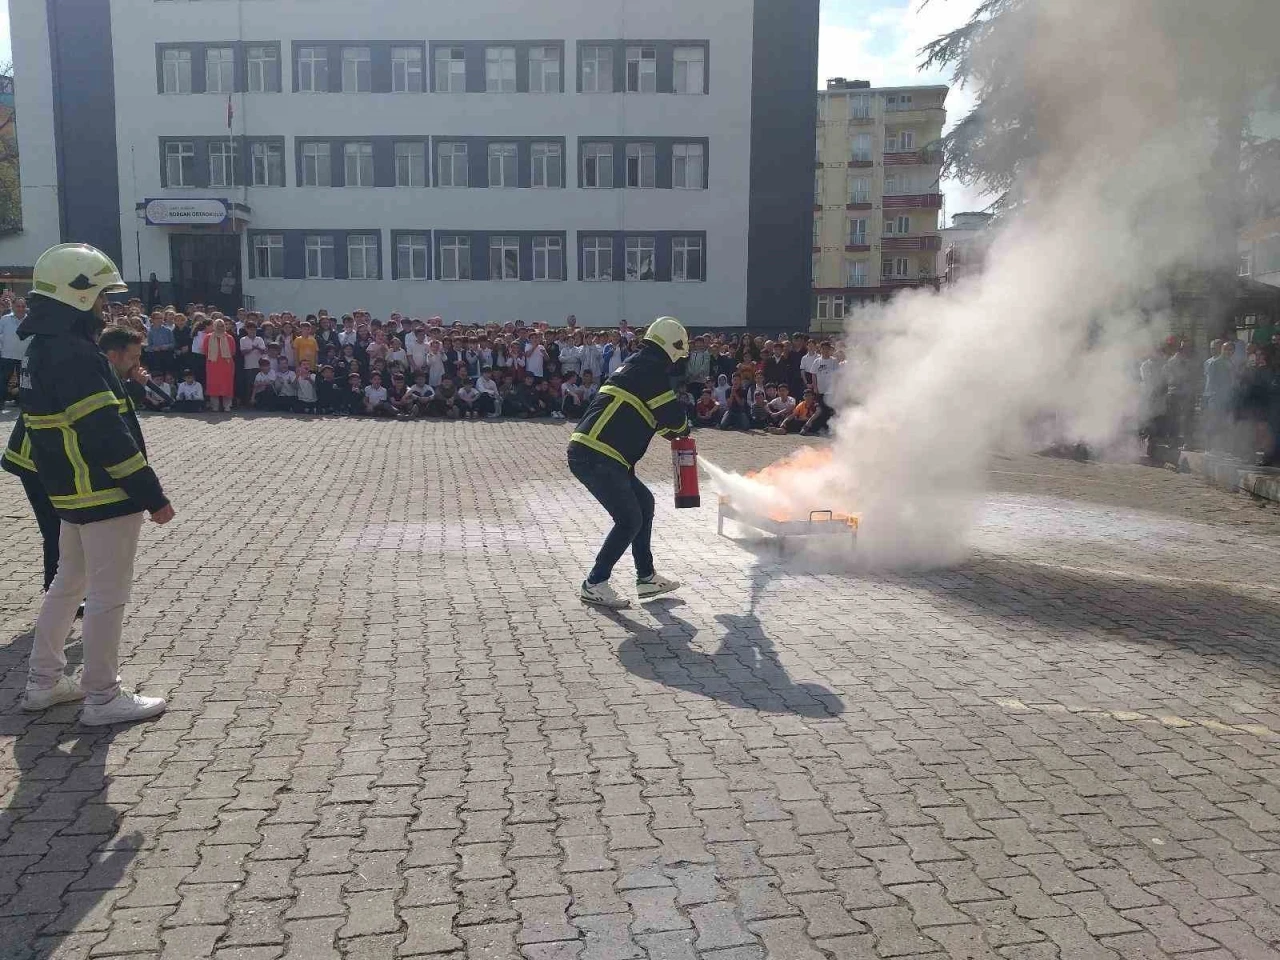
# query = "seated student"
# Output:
<box><xmin>560</xmin><ymin>372</ymin><xmax>586</xmax><ymax>419</ymax></box>
<box><xmin>251</xmin><ymin>359</ymin><xmax>277</xmax><ymax>410</ymax></box>
<box><xmin>407</xmin><ymin>372</ymin><xmax>436</xmax><ymax>418</ymax></box>
<box><xmin>773</xmin><ymin>389</ymin><xmax>816</xmax><ymax>434</ymax></box>
<box><xmin>387</xmin><ymin>371</ymin><xmax>414</xmax><ymax>419</ymax></box>
<box><xmin>434</xmin><ymin>376</ymin><xmax>460</xmax><ymax>419</ymax></box>
<box><xmin>456</xmin><ymin>380</ymin><xmax>480</xmax><ymax>419</ymax></box>
<box><xmin>475</xmin><ymin>367</ymin><xmax>500</xmax><ymax>418</ymax></box>
<box><xmin>152</xmin><ymin>372</ymin><xmax>177</xmax><ymax>410</ymax></box>
<box><xmin>694</xmin><ymin>389</ymin><xmax>721</xmax><ymax>427</ymax></box>
<box><xmin>174</xmin><ymin>369</ymin><xmax>205</xmax><ymax>412</ymax></box>
<box><xmin>750</xmin><ymin>386</ymin><xmax>772</xmax><ymax>428</ymax></box>
<box><xmin>579</xmin><ymin>369</ymin><xmax>600</xmax><ymax>402</ymax></box>
<box><xmin>499</xmin><ymin>374</ymin><xmax>526</xmax><ymax>418</ymax></box>
<box><xmin>296</xmin><ymin>361</ymin><xmax>318</xmax><ymax>415</ymax></box>
<box><xmin>363</xmin><ymin>371</ymin><xmax>396</xmax><ymax>417</ymax></box>
<box><xmin>275</xmin><ymin>360</ymin><xmax>299</xmax><ymax>412</ymax></box>
<box><xmin>677</xmin><ymin>386</ymin><xmax>697</xmax><ymax>422</ymax></box>
<box><xmin>315</xmin><ymin>364</ymin><xmax>343</xmax><ymax>414</ymax></box>
<box><xmin>768</xmin><ymin>384</ymin><xmax>797</xmax><ymax>426</ymax></box>
<box><xmin>719</xmin><ymin>380</ymin><xmax>750</xmax><ymax>431</ymax></box>
<box><xmin>344</xmin><ymin>372</ymin><xmax>365</xmax><ymax>415</ymax></box>
<box><xmin>529</xmin><ymin>375</ymin><xmax>553</xmax><ymax>417</ymax></box>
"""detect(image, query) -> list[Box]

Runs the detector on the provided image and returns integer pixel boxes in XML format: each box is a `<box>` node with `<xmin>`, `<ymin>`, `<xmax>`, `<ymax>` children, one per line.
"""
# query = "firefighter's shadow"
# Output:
<box><xmin>613</xmin><ymin>599</ymin><xmax>844</xmax><ymax>718</ymax></box>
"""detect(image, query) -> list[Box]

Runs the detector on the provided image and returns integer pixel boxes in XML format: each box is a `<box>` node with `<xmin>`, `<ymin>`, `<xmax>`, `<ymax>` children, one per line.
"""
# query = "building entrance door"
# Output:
<box><xmin>169</xmin><ymin>234</ymin><xmax>241</xmax><ymax>313</ymax></box>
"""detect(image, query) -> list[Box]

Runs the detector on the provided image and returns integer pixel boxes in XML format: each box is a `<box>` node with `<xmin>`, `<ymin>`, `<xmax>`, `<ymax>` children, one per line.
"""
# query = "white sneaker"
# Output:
<box><xmin>80</xmin><ymin>690</ymin><xmax>167</xmax><ymax>727</ymax></box>
<box><xmin>637</xmin><ymin>574</ymin><xmax>681</xmax><ymax>601</ymax></box>
<box><xmin>22</xmin><ymin>676</ymin><xmax>85</xmax><ymax>712</ymax></box>
<box><xmin>581</xmin><ymin>580</ymin><xmax>631</xmax><ymax>609</ymax></box>
<box><xmin>552</xmin><ymin>411</ymin><xmax>566</xmax><ymax>420</ymax></box>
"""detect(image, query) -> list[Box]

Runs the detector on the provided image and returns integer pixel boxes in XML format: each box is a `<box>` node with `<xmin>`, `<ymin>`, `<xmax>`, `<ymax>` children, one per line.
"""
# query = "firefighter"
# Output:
<box><xmin>6</xmin><ymin>243</ymin><xmax>173</xmax><ymax>725</ymax></box>
<box><xmin>569</xmin><ymin>315</ymin><xmax>691</xmax><ymax>609</ymax></box>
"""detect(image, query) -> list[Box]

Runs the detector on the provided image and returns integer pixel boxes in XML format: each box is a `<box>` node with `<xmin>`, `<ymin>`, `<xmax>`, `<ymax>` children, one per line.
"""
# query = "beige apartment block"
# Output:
<box><xmin>811</xmin><ymin>79</ymin><xmax>947</xmax><ymax>332</ymax></box>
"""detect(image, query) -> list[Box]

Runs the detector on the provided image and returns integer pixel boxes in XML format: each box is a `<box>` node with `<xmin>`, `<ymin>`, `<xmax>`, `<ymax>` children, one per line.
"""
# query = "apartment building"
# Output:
<box><xmin>811</xmin><ymin>78</ymin><xmax>947</xmax><ymax>332</ymax></box>
<box><xmin>0</xmin><ymin>0</ymin><xmax>818</xmax><ymax>328</ymax></box>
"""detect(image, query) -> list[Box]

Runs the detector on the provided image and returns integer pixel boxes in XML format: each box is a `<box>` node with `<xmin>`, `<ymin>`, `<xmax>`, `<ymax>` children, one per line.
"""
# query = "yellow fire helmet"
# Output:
<box><xmin>32</xmin><ymin>243</ymin><xmax>129</xmax><ymax>312</ymax></box>
<box><xmin>643</xmin><ymin>316</ymin><xmax>690</xmax><ymax>361</ymax></box>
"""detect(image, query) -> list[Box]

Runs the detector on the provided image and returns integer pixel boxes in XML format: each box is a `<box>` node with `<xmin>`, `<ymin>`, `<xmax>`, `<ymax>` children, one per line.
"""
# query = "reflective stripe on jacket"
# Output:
<box><xmin>570</xmin><ymin>343</ymin><xmax>689</xmax><ymax>468</ymax></box>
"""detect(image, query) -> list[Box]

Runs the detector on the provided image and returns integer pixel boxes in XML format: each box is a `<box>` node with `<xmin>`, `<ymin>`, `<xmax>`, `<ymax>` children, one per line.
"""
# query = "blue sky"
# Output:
<box><xmin>0</xmin><ymin>0</ymin><xmax>988</xmax><ymax>213</ymax></box>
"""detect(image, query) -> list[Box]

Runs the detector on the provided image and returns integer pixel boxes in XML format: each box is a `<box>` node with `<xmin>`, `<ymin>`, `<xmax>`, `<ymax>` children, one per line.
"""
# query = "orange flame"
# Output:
<box><xmin>730</xmin><ymin>447</ymin><xmax>859</xmax><ymax>527</ymax></box>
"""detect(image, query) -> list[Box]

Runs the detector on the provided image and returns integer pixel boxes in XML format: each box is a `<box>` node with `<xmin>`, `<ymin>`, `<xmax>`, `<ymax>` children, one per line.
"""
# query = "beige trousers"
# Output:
<box><xmin>29</xmin><ymin>511</ymin><xmax>144</xmax><ymax>704</ymax></box>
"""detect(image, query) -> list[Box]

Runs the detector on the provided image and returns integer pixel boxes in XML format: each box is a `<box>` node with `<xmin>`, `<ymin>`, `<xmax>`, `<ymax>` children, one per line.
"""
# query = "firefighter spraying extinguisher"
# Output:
<box><xmin>671</xmin><ymin>436</ymin><xmax>700</xmax><ymax>509</ymax></box>
<box><xmin>567</xmin><ymin>316</ymin><xmax>692</xmax><ymax>609</ymax></box>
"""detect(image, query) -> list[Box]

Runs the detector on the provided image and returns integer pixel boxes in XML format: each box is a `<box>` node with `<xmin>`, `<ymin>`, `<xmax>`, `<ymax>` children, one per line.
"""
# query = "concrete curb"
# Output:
<box><xmin>1178</xmin><ymin>450</ymin><xmax>1280</xmax><ymax>504</ymax></box>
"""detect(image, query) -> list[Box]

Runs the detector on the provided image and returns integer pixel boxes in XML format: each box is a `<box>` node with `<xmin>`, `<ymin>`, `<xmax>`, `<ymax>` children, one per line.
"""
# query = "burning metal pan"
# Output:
<box><xmin>717</xmin><ymin>496</ymin><xmax>858</xmax><ymax>551</ymax></box>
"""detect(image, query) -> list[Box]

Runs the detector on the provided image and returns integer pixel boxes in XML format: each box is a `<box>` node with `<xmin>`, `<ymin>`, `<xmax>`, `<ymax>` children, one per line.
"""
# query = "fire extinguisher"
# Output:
<box><xmin>671</xmin><ymin>436</ymin><xmax>701</xmax><ymax>509</ymax></box>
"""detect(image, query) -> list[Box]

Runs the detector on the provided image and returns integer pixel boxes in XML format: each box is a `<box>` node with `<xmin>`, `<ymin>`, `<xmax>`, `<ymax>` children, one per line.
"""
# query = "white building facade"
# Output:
<box><xmin>2</xmin><ymin>0</ymin><xmax>818</xmax><ymax>329</ymax></box>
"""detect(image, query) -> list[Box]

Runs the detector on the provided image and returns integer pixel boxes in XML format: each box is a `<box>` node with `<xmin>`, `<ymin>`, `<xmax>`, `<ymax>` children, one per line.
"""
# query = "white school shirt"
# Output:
<box><xmin>276</xmin><ymin>371</ymin><xmax>298</xmax><ymax>397</ymax></box>
<box><xmin>176</xmin><ymin>381</ymin><xmax>204</xmax><ymax>401</ymax></box>
<box><xmin>364</xmin><ymin>384</ymin><xmax>388</xmax><ymax>405</ymax></box>
<box><xmin>296</xmin><ymin>374</ymin><xmax>317</xmax><ymax>403</ymax></box>
<box><xmin>811</xmin><ymin>356</ymin><xmax>839</xmax><ymax>396</ymax></box>
<box><xmin>240</xmin><ymin>335</ymin><xmax>266</xmax><ymax>370</ymax></box>
<box><xmin>525</xmin><ymin>345</ymin><xmax>546</xmax><ymax>378</ymax></box>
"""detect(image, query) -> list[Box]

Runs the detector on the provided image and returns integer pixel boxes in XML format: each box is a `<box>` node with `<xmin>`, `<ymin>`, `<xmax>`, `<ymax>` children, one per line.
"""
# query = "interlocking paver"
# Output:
<box><xmin>4</xmin><ymin>420</ymin><xmax>1280</xmax><ymax>959</ymax></box>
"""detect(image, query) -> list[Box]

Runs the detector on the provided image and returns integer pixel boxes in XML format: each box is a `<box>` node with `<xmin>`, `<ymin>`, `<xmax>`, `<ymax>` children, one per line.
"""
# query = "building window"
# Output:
<box><xmin>885</xmin><ymin>93</ymin><xmax>913</xmax><ymax>111</ymax></box>
<box><xmin>164</xmin><ymin>141</ymin><xmax>195</xmax><ymax>187</ymax></box>
<box><xmin>626</xmin><ymin>46</ymin><xmax>657</xmax><ymax>93</ymax></box>
<box><xmin>395</xmin><ymin>142</ymin><xmax>426</xmax><ymax>187</ymax></box>
<box><xmin>533</xmin><ymin>236</ymin><xmax>563</xmax><ymax>281</ymax></box>
<box><xmin>161</xmin><ymin>48</ymin><xmax>192</xmax><ymax>94</ymax></box>
<box><xmin>342</xmin><ymin>47</ymin><xmax>371</xmax><ymax>93</ymax></box>
<box><xmin>851</xmin><ymin>133</ymin><xmax>872</xmax><ymax>162</ymax></box>
<box><xmin>348</xmin><ymin>235</ymin><xmax>379</xmax><ymax>280</ymax></box>
<box><xmin>815</xmin><ymin>170</ymin><xmax>824</xmax><ymax>202</ymax></box>
<box><xmin>849</xmin><ymin>218</ymin><xmax>867</xmax><ymax>245</ymax></box>
<box><xmin>205</xmin><ymin>47</ymin><xmax>235</xmax><ymax>94</ymax></box>
<box><xmin>882</xmin><ymin>256</ymin><xmax>910</xmax><ymax>278</ymax></box>
<box><xmin>301</xmin><ymin>142</ymin><xmax>332</xmax><ymax>187</ymax></box>
<box><xmin>814</xmin><ymin>217</ymin><xmax>821</xmax><ymax>245</ymax></box>
<box><xmin>391</xmin><ymin>46</ymin><xmax>424</xmax><ymax>93</ymax></box>
<box><xmin>581</xmin><ymin>45</ymin><xmax>613</xmax><ymax>93</ymax></box>
<box><xmin>489</xmin><ymin>236</ymin><xmax>520</xmax><ymax>280</ymax></box>
<box><xmin>673</xmin><ymin>46</ymin><xmax>705</xmax><ymax>94</ymax></box>
<box><xmin>812</xmin><ymin>253</ymin><xmax>820</xmax><ymax>286</ymax></box>
<box><xmin>485</xmin><ymin>46</ymin><xmax>516</xmax><ymax>93</ymax></box>
<box><xmin>251</xmin><ymin>142</ymin><xmax>284</xmax><ymax>186</ymax></box>
<box><xmin>1239</xmin><ymin>254</ymin><xmax>1253</xmax><ymax>277</ymax></box>
<box><xmin>438</xmin><ymin>142</ymin><xmax>469</xmax><ymax>187</ymax></box>
<box><xmin>850</xmin><ymin>94</ymin><xmax>871</xmax><ymax>119</ymax></box>
<box><xmin>531</xmin><ymin>142</ymin><xmax>562</xmax><ymax>188</ymax></box>
<box><xmin>487</xmin><ymin>143</ymin><xmax>517</xmax><ymax>188</ymax></box>
<box><xmin>884</xmin><ymin>215</ymin><xmax>910</xmax><ymax>236</ymax></box>
<box><xmin>582</xmin><ymin>237</ymin><xmax>613</xmax><ymax>281</ymax></box>
<box><xmin>435</xmin><ymin>47</ymin><xmax>466</xmax><ymax>92</ymax></box>
<box><xmin>885</xmin><ymin>130</ymin><xmax>915</xmax><ymax>152</ymax></box>
<box><xmin>298</xmin><ymin>46</ymin><xmax>328</xmax><ymax>93</ymax></box>
<box><xmin>847</xmin><ymin>260</ymin><xmax>868</xmax><ymax>287</ymax></box>
<box><xmin>816</xmin><ymin>295</ymin><xmax>847</xmax><ymax>321</ymax></box>
<box><xmin>305</xmin><ymin>235</ymin><xmax>335</xmax><ymax>279</ymax></box>
<box><xmin>625</xmin><ymin>237</ymin><xmax>655</xmax><ymax>281</ymax></box>
<box><xmin>396</xmin><ymin>234</ymin><xmax>430</xmax><ymax>280</ymax></box>
<box><xmin>673</xmin><ymin>143</ymin><xmax>705</xmax><ymax>190</ymax></box>
<box><xmin>344</xmin><ymin>142</ymin><xmax>374</xmax><ymax>187</ymax></box>
<box><xmin>439</xmin><ymin>236</ymin><xmax>471</xmax><ymax>280</ymax></box>
<box><xmin>209</xmin><ymin>140</ymin><xmax>242</xmax><ymax>187</ymax></box>
<box><xmin>626</xmin><ymin>144</ymin><xmax>656</xmax><ymax>189</ymax></box>
<box><xmin>529</xmin><ymin>46</ymin><xmax>560</xmax><ymax>93</ymax></box>
<box><xmin>849</xmin><ymin>175</ymin><xmax>870</xmax><ymax>204</ymax></box>
<box><xmin>252</xmin><ymin>235</ymin><xmax>284</xmax><ymax>279</ymax></box>
<box><xmin>582</xmin><ymin>143</ymin><xmax>614</xmax><ymax>188</ymax></box>
<box><xmin>672</xmin><ymin>236</ymin><xmax>704</xmax><ymax>281</ymax></box>
<box><xmin>247</xmin><ymin>46</ymin><xmax>279</xmax><ymax>93</ymax></box>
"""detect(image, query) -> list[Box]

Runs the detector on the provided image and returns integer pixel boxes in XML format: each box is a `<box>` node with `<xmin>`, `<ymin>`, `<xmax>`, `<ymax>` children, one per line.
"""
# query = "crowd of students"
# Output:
<box><xmin>3</xmin><ymin>295</ymin><xmax>847</xmax><ymax>435</ymax></box>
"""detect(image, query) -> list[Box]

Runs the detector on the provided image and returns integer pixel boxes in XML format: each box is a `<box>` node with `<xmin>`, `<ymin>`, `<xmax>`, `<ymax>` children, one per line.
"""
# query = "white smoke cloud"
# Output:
<box><xmin>712</xmin><ymin>0</ymin><xmax>1279</xmax><ymax>569</ymax></box>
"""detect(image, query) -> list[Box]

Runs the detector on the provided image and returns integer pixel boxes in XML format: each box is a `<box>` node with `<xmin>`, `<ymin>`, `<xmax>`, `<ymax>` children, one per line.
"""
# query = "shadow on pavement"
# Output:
<box><xmin>612</xmin><ymin>598</ymin><xmax>845</xmax><ymax>718</ymax></box>
<box><xmin>1</xmin><ymin>633</ymin><xmax>140</xmax><ymax>960</ymax></box>
<box><xmin>896</xmin><ymin>556</ymin><xmax>1280</xmax><ymax>672</ymax></box>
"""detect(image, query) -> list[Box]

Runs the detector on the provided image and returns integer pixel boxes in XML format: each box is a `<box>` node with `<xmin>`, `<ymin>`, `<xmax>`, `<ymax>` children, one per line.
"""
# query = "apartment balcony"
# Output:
<box><xmin>882</xmin><ymin>106</ymin><xmax>946</xmax><ymax>124</ymax></box>
<box><xmin>848</xmin><ymin>112</ymin><xmax>875</xmax><ymax>126</ymax></box>
<box><xmin>880</xmin><ymin>275</ymin><xmax>940</xmax><ymax>290</ymax></box>
<box><xmin>883</xmin><ymin>192</ymin><xmax>943</xmax><ymax>210</ymax></box>
<box><xmin>847</xmin><ymin>157</ymin><xmax>874</xmax><ymax>169</ymax></box>
<box><xmin>845</xmin><ymin>239</ymin><xmax>870</xmax><ymax>252</ymax></box>
<box><xmin>883</xmin><ymin>149</ymin><xmax>942</xmax><ymax>166</ymax></box>
<box><xmin>846</xmin><ymin>195</ymin><xmax>873</xmax><ymax>211</ymax></box>
<box><xmin>881</xmin><ymin>235</ymin><xmax>942</xmax><ymax>252</ymax></box>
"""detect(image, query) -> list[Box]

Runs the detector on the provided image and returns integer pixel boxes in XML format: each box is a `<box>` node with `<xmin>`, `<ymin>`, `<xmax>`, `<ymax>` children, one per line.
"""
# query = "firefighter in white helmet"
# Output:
<box><xmin>568</xmin><ymin>316</ymin><xmax>691</xmax><ymax>608</ymax></box>
<box><xmin>4</xmin><ymin>243</ymin><xmax>173</xmax><ymax>725</ymax></box>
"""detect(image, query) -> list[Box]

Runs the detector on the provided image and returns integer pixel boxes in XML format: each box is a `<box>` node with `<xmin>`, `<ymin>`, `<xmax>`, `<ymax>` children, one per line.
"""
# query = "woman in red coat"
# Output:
<box><xmin>204</xmin><ymin>318</ymin><xmax>236</xmax><ymax>412</ymax></box>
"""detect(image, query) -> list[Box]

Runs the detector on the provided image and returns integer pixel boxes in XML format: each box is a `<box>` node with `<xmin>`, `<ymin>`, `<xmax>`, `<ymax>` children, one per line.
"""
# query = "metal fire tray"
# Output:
<box><xmin>717</xmin><ymin>497</ymin><xmax>858</xmax><ymax>550</ymax></box>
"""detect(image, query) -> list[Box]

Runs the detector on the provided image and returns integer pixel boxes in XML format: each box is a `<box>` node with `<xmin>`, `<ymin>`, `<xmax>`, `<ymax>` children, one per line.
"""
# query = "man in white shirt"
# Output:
<box><xmin>525</xmin><ymin>334</ymin><xmax>547</xmax><ymax>381</ymax></box>
<box><xmin>275</xmin><ymin>361</ymin><xmax>299</xmax><ymax>411</ymax></box>
<box><xmin>174</xmin><ymin>370</ymin><xmax>205</xmax><ymax>412</ymax></box>
<box><xmin>767</xmin><ymin>384</ymin><xmax>797</xmax><ymax>426</ymax></box>
<box><xmin>802</xmin><ymin>341</ymin><xmax>841</xmax><ymax>436</ymax></box>
<box><xmin>407</xmin><ymin>328</ymin><xmax>429</xmax><ymax>375</ymax></box>
<box><xmin>475</xmin><ymin>367</ymin><xmax>500</xmax><ymax>418</ymax></box>
<box><xmin>239</xmin><ymin>322</ymin><xmax>266</xmax><ymax>406</ymax></box>
<box><xmin>363</xmin><ymin>372</ymin><xmax>394</xmax><ymax>417</ymax></box>
<box><xmin>0</xmin><ymin>298</ymin><xmax>29</xmax><ymax>406</ymax></box>
<box><xmin>338</xmin><ymin>316</ymin><xmax>359</xmax><ymax>347</ymax></box>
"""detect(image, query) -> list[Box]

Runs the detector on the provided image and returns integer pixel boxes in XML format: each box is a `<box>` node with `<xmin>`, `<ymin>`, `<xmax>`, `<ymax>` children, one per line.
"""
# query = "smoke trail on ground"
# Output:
<box><xmin>711</xmin><ymin>0</ymin><xmax>1280</xmax><ymax>570</ymax></box>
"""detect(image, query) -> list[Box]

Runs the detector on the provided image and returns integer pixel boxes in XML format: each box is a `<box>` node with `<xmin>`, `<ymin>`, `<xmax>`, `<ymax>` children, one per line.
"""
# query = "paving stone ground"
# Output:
<box><xmin>3</xmin><ymin>409</ymin><xmax>1280</xmax><ymax>960</ymax></box>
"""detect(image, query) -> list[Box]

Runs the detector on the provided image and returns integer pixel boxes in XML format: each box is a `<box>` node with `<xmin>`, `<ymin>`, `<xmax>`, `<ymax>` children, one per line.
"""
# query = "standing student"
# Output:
<box><xmin>0</xmin><ymin>297</ymin><xmax>29</xmax><ymax>407</ymax></box>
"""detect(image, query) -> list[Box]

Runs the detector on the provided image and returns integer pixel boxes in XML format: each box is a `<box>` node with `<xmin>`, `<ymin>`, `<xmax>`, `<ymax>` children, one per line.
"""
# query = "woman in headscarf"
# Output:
<box><xmin>204</xmin><ymin>318</ymin><xmax>237</xmax><ymax>412</ymax></box>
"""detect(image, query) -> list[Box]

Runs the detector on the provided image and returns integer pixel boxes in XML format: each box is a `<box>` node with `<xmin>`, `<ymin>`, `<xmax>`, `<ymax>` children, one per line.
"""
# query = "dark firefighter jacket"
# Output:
<box><xmin>570</xmin><ymin>343</ymin><xmax>690</xmax><ymax>468</ymax></box>
<box><xmin>2</xmin><ymin>296</ymin><xmax>168</xmax><ymax>524</ymax></box>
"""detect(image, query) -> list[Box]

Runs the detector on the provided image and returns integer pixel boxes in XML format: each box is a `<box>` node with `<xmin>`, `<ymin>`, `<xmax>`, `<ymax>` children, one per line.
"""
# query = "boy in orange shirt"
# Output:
<box><xmin>293</xmin><ymin>321</ymin><xmax>319</xmax><ymax>371</ymax></box>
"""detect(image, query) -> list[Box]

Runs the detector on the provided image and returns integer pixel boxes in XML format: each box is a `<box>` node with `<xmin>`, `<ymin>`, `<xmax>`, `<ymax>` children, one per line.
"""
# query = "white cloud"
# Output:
<box><xmin>818</xmin><ymin>0</ymin><xmax>995</xmax><ymax>217</ymax></box>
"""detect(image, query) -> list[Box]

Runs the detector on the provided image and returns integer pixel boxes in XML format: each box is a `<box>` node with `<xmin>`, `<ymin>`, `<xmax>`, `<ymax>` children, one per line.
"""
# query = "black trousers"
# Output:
<box><xmin>20</xmin><ymin>473</ymin><xmax>60</xmax><ymax>591</ymax></box>
<box><xmin>568</xmin><ymin>445</ymin><xmax>655</xmax><ymax>584</ymax></box>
